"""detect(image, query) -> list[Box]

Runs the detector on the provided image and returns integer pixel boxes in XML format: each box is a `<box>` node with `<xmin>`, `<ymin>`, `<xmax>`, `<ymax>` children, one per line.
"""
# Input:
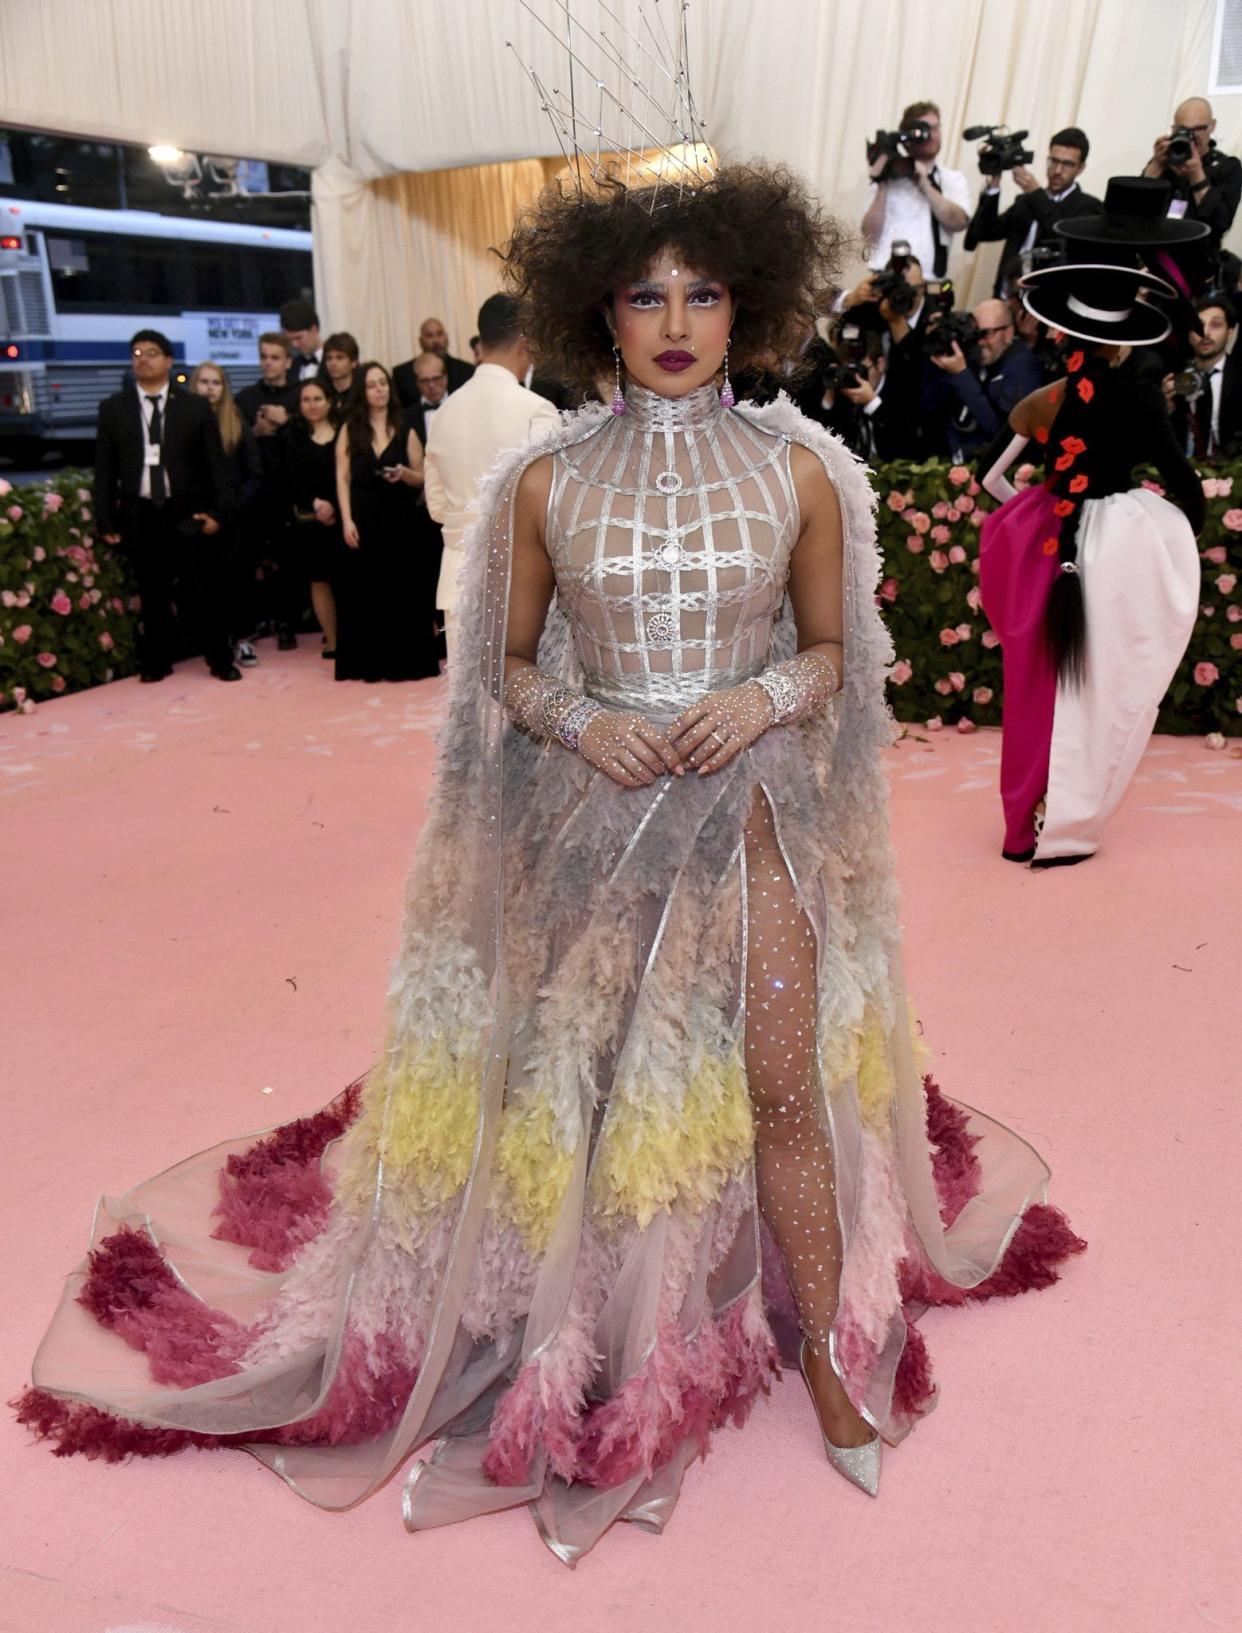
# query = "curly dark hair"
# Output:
<box><xmin>499</xmin><ymin>161</ymin><xmax>850</xmax><ymax>390</ymax></box>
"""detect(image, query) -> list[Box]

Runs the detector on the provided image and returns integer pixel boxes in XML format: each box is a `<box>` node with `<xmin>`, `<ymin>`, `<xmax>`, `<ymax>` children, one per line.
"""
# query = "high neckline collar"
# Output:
<box><xmin>624</xmin><ymin>381</ymin><xmax>723</xmax><ymax>430</ymax></box>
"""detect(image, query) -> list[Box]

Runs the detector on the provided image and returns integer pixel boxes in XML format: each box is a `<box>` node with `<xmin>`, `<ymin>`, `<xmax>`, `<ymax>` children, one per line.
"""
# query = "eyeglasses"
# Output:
<box><xmin>132</xmin><ymin>347</ymin><xmax>165</xmax><ymax>360</ymax></box>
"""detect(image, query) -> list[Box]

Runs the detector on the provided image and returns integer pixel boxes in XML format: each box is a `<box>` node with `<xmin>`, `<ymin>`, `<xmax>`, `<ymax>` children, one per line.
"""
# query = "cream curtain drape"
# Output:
<box><xmin>1</xmin><ymin>0</ymin><xmax>1237</xmax><ymax>360</ymax></box>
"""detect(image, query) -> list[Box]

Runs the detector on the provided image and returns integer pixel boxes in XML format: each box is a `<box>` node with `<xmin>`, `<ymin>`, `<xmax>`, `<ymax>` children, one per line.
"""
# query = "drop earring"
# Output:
<box><xmin>719</xmin><ymin>338</ymin><xmax>735</xmax><ymax>409</ymax></box>
<box><xmin>611</xmin><ymin>345</ymin><xmax>626</xmax><ymax>415</ymax></box>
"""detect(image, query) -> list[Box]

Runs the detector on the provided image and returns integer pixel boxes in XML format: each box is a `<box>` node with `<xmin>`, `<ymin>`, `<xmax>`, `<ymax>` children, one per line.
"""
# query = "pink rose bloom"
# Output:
<box><xmin>969</xmin><ymin>510</ymin><xmax>984</xmax><ymax>527</ymax></box>
<box><xmin>946</xmin><ymin>505</ymin><xmax>961</xmax><ymax>522</ymax></box>
<box><xmin>12</xmin><ymin>624</ymin><xmax>32</xmax><ymax>643</ymax></box>
<box><xmin>948</xmin><ymin>671</ymin><xmax>966</xmax><ymax>691</ymax></box>
<box><xmin>890</xmin><ymin>659</ymin><xmax>913</xmax><ymax>685</ymax></box>
<box><xmin>1202</xmin><ymin>605</ymin><xmax>1215</xmax><ymax>617</ymax></box>
<box><xmin>1014</xmin><ymin>464</ymin><xmax>1036</xmax><ymax>487</ymax></box>
<box><xmin>948</xmin><ymin>465</ymin><xmax>970</xmax><ymax>487</ymax></box>
<box><xmin>89</xmin><ymin>587</ymin><xmax>101</xmax><ymax>604</ymax></box>
<box><xmin>1203</xmin><ymin>546</ymin><xmax>1228</xmax><ymax>564</ymax></box>
<box><xmin>929</xmin><ymin>550</ymin><xmax>949</xmax><ymax>573</ymax></box>
<box><xmin>925</xmin><ymin>717</ymin><xmax>944</xmax><ymax>731</ymax></box>
<box><xmin>99</xmin><ymin>631</ymin><xmax>114</xmax><ymax>651</ymax></box>
<box><xmin>33</xmin><ymin>545</ymin><xmax>46</xmax><ymax>562</ymax></box>
<box><xmin>886</xmin><ymin>490</ymin><xmax>908</xmax><ymax>512</ymax></box>
<box><xmin>110</xmin><ymin>597</ymin><xmax>125</xmax><ymax>613</ymax></box>
<box><xmin>15</xmin><ymin>592</ymin><xmax>29</xmax><ymax>607</ymax></box>
<box><xmin>50</xmin><ymin>590</ymin><xmax>72</xmax><ymax>616</ymax></box>
<box><xmin>912</xmin><ymin>512</ymin><xmax>932</xmax><ymax>534</ymax></box>
<box><xmin>956</xmin><ymin>717</ymin><xmax>977</xmax><ymax>734</ymax></box>
<box><xmin>50</xmin><ymin>674</ymin><xmax>66</xmax><ymax>693</ymax></box>
<box><xmin>930</xmin><ymin>525</ymin><xmax>951</xmax><ymax>545</ymax></box>
<box><xmin>1218</xmin><ymin>510</ymin><xmax>1242</xmax><ymax>532</ymax></box>
<box><xmin>0</xmin><ymin>589</ymin><xmax>14</xmax><ymax>608</ymax></box>
<box><xmin>77</xmin><ymin>486</ymin><xmax>90</xmax><ymax>501</ymax></box>
<box><xmin>878</xmin><ymin>577</ymin><xmax>899</xmax><ymax>602</ymax></box>
<box><xmin>981</xmin><ymin>629</ymin><xmax>1001</xmax><ymax>649</ymax></box>
<box><xmin>78</xmin><ymin>592</ymin><xmax>91</xmax><ymax>610</ymax></box>
<box><xmin>6</xmin><ymin>504</ymin><xmax>22</xmax><ymax>521</ymax></box>
<box><xmin>1228</xmin><ymin>605</ymin><xmax>1242</xmax><ymax>622</ymax></box>
<box><xmin>1194</xmin><ymin>662</ymin><xmax>1219</xmax><ymax>685</ymax></box>
<box><xmin>931</xmin><ymin>500</ymin><xmax>950</xmax><ymax>519</ymax></box>
<box><xmin>1217</xmin><ymin>477</ymin><xmax>1233</xmax><ymax>497</ymax></box>
<box><xmin>65</xmin><ymin>544</ymin><xmax>88</xmax><ymax>564</ymax></box>
<box><xmin>957</xmin><ymin>495</ymin><xmax>975</xmax><ymax>514</ymax></box>
<box><xmin>1202</xmin><ymin>477</ymin><xmax>1224</xmax><ymax>498</ymax></box>
<box><xmin>0</xmin><ymin>477</ymin><xmax>11</xmax><ymax>496</ymax></box>
<box><xmin>128</xmin><ymin>596</ymin><xmax>141</xmax><ymax>611</ymax></box>
<box><xmin>36</xmin><ymin>651</ymin><xmax>57</xmax><ymax>668</ymax></box>
<box><xmin>949</xmin><ymin>544</ymin><xmax>967</xmax><ymax>564</ymax></box>
<box><xmin>81</xmin><ymin>507</ymin><xmax>92</xmax><ymax>522</ymax></box>
<box><xmin>901</xmin><ymin>507</ymin><xmax>917</xmax><ymax>523</ymax></box>
<box><xmin>973</xmin><ymin>686</ymin><xmax>993</xmax><ymax>705</ymax></box>
<box><xmin>906</xmin><ymin>534</ymin><xmax>925</xmax><ymax>554</ymax></box>
<box><xmin>966</xmin><ymin>586</ymin><xmax>982</xmax><ymax>610</ymax></box>
<box><xmin>955</xmin><ymin>623</ymin><xmax>973</xmax><ymax>640</ymax></box>
<box><xmin>968</xmin><ymin>479</ymin><xmax>981</xmax><ymax>496</ymax></box>
<box><xmin>65</xmin><ymin>571</ymin><xmax>78</xmax><ymax>583</ymax></box>
<box><xmin>939</xmin><ymin>627</ymin><xmax>960</xmax><ymax>647</ymax></box>
<box><xmin>42</xmin><ymin>492</ymin><xmax>64</xmax><ymax>513</ymax></box>
<box><xmin>934</xmin><ymin>678</ymin><xmax>953</xmax><ymax>695</ymax></box>
<box><xmin>1217</xmin><ymin>574</ymin><xmax>1236</xmax><ymax>594</ymax></box>
<box><xmin>1230</xmin><ymin>633</ymin><xmax>1242</xmax><ymax>649</ymax></box>
<box><xmin>1141</xmin><ymin>479</ymin><xmax>1165</xmax><ymax>496</ymax></box>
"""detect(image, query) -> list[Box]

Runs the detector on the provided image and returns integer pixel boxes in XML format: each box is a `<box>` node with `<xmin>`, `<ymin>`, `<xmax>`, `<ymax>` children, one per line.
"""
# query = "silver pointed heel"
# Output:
<box><xmin>798</xmin><ymin>1340</ymin><xmax>882</xmax><ymax>1498</ymax></box>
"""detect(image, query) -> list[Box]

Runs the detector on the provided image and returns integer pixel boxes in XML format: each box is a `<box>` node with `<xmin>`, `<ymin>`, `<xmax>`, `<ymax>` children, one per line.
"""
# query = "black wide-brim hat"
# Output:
<box><xmin>1019</xmin><ymin>262</ymin><xmax>1177</xmax><ymax>346</ymax></box>
<box><xmin>1055</xmin><ymin>175</ymin><xmax>1211</xmax><ymax>247</ymax></box>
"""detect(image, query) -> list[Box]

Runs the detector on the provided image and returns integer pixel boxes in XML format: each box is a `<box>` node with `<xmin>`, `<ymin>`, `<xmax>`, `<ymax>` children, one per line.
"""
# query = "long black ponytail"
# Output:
<box><xmin>1042</xmin><ymin>350</ymin><xmax>1108</xmax><ymax>687</ymax></box>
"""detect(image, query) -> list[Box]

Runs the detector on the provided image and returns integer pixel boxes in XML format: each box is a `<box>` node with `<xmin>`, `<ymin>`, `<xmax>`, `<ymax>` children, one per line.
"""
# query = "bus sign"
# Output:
<box><xmin>181</xmin><ymin>311</ymin><xmax>276</xmax><ymax>368</ymax></box>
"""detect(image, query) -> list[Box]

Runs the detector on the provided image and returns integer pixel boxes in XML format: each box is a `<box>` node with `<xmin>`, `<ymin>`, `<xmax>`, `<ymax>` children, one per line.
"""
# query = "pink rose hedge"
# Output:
<box><xmin>876</xmin><ymin>459</ymin><xmax>1242</xmax><ymax>736</ymax></box>
<box><xmin>0</xmin><ymin>471</ymin><xmax>138</xmax><ymax>710</ymax></box>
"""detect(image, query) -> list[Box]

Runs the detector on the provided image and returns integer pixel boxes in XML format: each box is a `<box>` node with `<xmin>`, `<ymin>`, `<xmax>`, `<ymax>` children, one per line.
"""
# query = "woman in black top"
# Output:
<box><xmin>286</xmin><ymin>378</ymin><xmax>343</xmax><ymax>659</ymax></box>
<box><xmin>334</xmin><ymin>362</ymin><xmax>441</xmax><ymax>682</ymax></box>
<box><xmin>190</xmin><ymin>360</ymin><xmax>263</xmax><ymax>678</ymax></box>
<box><xmin>979</xmin><ymin>254</ymin><xmax>1205</xmax><ymax>868</ymax></box>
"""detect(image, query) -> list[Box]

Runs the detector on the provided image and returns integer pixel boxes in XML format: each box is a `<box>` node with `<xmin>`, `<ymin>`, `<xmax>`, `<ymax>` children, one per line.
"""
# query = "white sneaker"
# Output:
<box><xmin>236</xmin><ymin>641</ymin><xmax>259</xmax><ymax>667</ymax></box>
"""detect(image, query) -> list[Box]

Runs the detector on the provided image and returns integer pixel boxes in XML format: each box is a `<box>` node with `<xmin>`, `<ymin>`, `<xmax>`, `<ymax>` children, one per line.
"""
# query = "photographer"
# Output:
<box><xmin>861</xmin><ymin>100</ymin><xmax>970</xmax><ymax>279</ymax></box>
<box><xmin>1167</xmin><ymin>293</ymin><xmax>1242</xmax><ymax>460</ymax></box>
<box><xmin>965</xmin><ymin>128</ymin><xmax>1101</xmax><ymax>295</ymax></box>
<box><xmin>792</xmin><ymin>317</ymin><xmax>888</xmax><ymax>458</ymax></box>
<box><xmin>1142</xmin><ymin>97</ymin><xmax>1242</xmax><ymax>248</ymax></box>
<box><xmin>837</xmin><ymin>251</ymin><xmax>930</xmax><ymax>458</ymax></box>
<box><xmin>926</xmin><ymin>297</ymin><xmax>1046</xmax><ymax>461</ymax></box>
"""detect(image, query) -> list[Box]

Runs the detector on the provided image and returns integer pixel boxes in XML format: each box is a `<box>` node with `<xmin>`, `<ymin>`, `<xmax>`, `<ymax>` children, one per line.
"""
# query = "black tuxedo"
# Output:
<box><xmin>1152</xmin><ymin>142</ymin><xmax>1242</xmax><ymax>248</ymax></box>
<box><xmin>93</xmin><ymin>384</ymin><xmax>233</xmax><ymax>675</ymax></box>
<box><xmin>965</xmin><ymin>182</ymin><xmax>1102</xmax><ymax>294</ymax></box>
<box><xmin>1171</xmin><ymin>350</ymin><xmax>1242</xmax><ymax>460</ymax></box>
<box><xmin>392</xmin><ymin>353</ymin><xmax>474</xmax><ymax>411</ymax></box>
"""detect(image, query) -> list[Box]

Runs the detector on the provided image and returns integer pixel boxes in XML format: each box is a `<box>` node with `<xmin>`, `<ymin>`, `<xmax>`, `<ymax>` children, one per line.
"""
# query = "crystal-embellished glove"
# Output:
<box><xmin>504</xmin><ymin>666</ymin><xmax>683</xmax><ymax>788</ymax></box>
<box><xmin>671</xmin><ymin>651</ymin><xmax>840</xmax><ymax>776</ymax></box>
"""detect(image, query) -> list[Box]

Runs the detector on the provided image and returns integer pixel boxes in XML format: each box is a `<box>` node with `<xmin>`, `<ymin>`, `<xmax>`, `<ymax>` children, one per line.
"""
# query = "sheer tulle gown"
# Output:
<box><xmin>17</xmin><ymin>385</ymin><xmax>1084</xmax><ymax>1563</ymax></box>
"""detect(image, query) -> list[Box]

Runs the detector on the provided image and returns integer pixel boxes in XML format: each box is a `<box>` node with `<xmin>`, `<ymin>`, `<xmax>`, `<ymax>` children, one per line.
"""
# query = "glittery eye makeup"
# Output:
<box><xmin>622</xmin><ymin>279</ymin><xmax>724</xmax><ymax>309</ymax></box>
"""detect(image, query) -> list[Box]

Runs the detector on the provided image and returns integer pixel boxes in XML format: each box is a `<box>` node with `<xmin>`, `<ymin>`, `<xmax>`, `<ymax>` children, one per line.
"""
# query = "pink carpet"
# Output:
<box><xmin>2</xmin><ymin>642</ymin><xmax>1237</xmax><ymax>1633</ymax></box>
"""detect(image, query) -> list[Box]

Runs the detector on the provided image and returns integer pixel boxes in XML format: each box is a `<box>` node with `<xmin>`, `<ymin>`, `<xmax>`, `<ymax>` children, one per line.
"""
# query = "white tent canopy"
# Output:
<box><xmin>1</xmin><ymin>0</ymin><xmax>1235</xmax><ymax>363</ymax></box>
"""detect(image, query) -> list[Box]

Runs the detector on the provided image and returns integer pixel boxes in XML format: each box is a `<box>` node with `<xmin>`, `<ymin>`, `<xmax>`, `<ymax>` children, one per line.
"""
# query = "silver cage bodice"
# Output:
<box><xmin>546</xmin><ymin>384</ymin><xmax>800</xmax><ymax>720</ymax></box>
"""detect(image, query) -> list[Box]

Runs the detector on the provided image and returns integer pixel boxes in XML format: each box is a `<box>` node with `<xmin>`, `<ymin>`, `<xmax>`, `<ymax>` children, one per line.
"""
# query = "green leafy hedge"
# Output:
<box><xmin>2</xmin><ymin>459</ymin><xmax>1240</xmax><ymax>730</ymax></box>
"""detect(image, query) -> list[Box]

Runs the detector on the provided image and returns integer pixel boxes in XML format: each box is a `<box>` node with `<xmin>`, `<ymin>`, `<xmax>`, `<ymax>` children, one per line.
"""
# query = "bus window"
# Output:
<box><xmin>46</xmin><ymin>233</ymin><xmax>124</xmax><ymax>306</ymax></box>
<box><xmin>256</xmin><ymin>251</ymin><xmax>290</xmax><ymax>310</ymax></box>
<box><xmin>126</xmin><ymin>238</ymin><xmax>183</xmax><ymax>311</ymax></box>
<box><xmin>185</xmin><ymin>241</ymin><xmax>243</xmax><ymax>308</ymax></box>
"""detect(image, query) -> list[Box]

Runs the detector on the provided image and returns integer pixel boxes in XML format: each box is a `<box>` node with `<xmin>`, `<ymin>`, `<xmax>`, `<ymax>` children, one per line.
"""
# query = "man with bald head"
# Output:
<box><xmin>928</xmin><ymin>295</ymin><xmax>1046</xmax><ymax>460</ymax></box>
<box><xmin>1143</xmin><ymin>96</ymin><xmax>1242</xmax><ymax>248</ymax></box>
<box><xmin>394</xmin><ymin>319</ymin><xmax>475</xmax><ymax>411</ymax></box>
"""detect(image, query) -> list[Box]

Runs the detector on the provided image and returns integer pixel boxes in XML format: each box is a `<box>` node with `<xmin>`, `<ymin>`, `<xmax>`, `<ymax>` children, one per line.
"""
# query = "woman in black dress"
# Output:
<box><xmin>286</xmin><ymin>378</ymin><xmax>342</xmax><ymax>659</ymax></box>
<box><xmin>334</xmin><ymin>361</ymin><xmax>441</xmax><ymax>682</ymax></box>
<box><xmin>190</xmin><ymin>360</ymin><xmax>262</xmax><ymax>678</ymax></box>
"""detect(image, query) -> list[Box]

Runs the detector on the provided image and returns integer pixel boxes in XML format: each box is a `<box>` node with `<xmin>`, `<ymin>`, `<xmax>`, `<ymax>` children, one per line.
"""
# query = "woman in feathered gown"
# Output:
<box><xmin>16</xmin><ymin>164</ymin><xmax>1083</xmax><ymax>1565</ymax></box>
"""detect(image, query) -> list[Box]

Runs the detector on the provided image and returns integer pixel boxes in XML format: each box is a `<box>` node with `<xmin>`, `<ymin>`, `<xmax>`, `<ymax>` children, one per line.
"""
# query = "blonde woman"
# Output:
<box><xmin>191</xmin><ymin>361</ymin><xmax>263</xmax><ymax>676</ymax></box>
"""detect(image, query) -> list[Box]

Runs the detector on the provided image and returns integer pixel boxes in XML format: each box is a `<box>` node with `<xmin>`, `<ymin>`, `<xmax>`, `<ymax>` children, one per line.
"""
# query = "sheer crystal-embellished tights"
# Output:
<box><xmin>743</xmin><ymin>794</ymin><xmax>872</xmax><ymax>1447</ymax></box>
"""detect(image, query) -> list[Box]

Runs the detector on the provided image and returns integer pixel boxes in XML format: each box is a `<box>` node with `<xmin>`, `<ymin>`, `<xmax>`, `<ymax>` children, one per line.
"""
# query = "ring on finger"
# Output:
<box><xmin>709</xmin><ymin>728</ymin><xmax>730</xmax><ymax>748</ymax></box>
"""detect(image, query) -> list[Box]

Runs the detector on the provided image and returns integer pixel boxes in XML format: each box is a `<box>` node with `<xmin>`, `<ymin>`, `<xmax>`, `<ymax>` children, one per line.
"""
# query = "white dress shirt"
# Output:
<box><xmin>866</xmin><ymin>167</ymin><xmax>971</xmax><ymax>273</ymax></box>
<box><xmin>425</xmin><ymin>362</ymin><xmax>561</xmax><ymax>611</ymax></box>
<box><xmin>136</xmin><ymin>381</ymin><xmax>171</xmax><ymax>501</ymax></box>
<box><xmin>296</xmin><ymin>350</ymin><xmax>323</xmax><ymax>381</ymax></box>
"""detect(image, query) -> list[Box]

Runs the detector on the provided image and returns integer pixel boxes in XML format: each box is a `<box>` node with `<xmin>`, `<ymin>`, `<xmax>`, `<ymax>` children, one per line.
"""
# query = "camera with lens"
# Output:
<box><xmin>922</xmin><ymin>308</ymin><xmax>981</xmax><ymax>368</ymax></box>
<box><xmin>866</xmin><ymin>121</ymin><xmax>932</xmax><ymax>182</ymax></box>
<box><xmin>1166</xmin><ymin>124</ymin><xmax>1197</xmax><ymax>167</ymax></box>
<box><xmin>965</xmin><ymin>122</ymin><xmax>1035</xmax><ymax>177</ymax></box>
<box><xmin>869</xmin><ymin>240</ymin><xmax>920</xmax><ymax>316</ymax></box>
<box><xmin>821</xmin><ymin>320</ymin><xmax>877</xmax><ymax>393</ymax></box>
<box><xmin>1171</xmin><ymin>367</ymin><xmax>1204</xmax><ymax>400</ymax></box>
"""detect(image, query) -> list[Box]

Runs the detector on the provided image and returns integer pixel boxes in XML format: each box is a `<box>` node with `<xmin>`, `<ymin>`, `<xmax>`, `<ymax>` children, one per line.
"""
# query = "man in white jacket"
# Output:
<box><xmin>424</xmin><ymin>294</ymin><xmax>562</xmax><ymax>658</ymax></box>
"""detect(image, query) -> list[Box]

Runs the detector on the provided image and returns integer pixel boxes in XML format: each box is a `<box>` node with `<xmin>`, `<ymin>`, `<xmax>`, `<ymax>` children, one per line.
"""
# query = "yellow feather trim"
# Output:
<box><xmin>492</xmin><ymin>1094</ymin><xmax>577</xmax><ymax>1253</ymax></box>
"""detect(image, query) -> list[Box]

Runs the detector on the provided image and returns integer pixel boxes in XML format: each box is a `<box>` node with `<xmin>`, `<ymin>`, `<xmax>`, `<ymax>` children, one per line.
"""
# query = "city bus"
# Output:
<box><xmin>0</xmin><ymin>199</ymin><xmax>313</xmax><ymax>457</ymax></box>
